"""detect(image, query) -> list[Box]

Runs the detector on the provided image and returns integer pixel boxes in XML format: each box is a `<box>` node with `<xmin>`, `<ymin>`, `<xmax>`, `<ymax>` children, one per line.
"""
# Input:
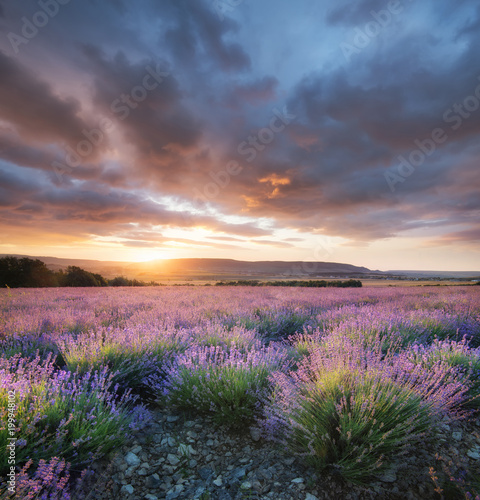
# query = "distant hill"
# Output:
<box><xmin>149</xmin><ymin>258</ymin><xmax>375</xmax><ymax>274</ymax></box>
<box><xmin>0</xmin><ymin>254</ymin><xmax>383</xmax><ymax>282</ymax></box>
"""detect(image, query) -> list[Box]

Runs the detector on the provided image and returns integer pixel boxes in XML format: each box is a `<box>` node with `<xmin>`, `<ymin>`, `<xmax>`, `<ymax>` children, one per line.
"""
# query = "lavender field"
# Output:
<box><xmin>1</xmin><ymin>286</ymin><xmax>480</xmax><ymax>499</ymax></box>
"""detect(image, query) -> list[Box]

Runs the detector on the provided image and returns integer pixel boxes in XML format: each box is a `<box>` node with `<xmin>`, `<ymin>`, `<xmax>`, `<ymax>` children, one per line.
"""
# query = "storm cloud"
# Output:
<box><xmin>0</xmin><ymin>0</ymin><xmax>479</xmax><ymax>267</ymax></box>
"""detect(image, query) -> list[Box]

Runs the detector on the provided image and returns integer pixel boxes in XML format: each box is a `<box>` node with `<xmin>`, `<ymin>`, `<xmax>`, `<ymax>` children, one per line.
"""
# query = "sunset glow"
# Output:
<box><xmin>0</xmin><ymin>0</ymin><xmax>479</xmax><ymax>270</ymax></box>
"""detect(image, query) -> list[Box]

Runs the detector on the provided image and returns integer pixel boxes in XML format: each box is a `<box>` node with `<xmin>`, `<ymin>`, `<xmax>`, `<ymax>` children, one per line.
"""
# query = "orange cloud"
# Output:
<box><xmin>259</xmin><ymin>174</ymin><xmax>291</xmax><ymax>186</ymax></box>
<box><xmin>258</xmin><ymin>174</ymin><xmax>291</xmax><ymax>199</ymax></box>
<box><xmin>242</xmin><ymin>195</ymin><xmax>261</xmax><ymax>208</ymax></box>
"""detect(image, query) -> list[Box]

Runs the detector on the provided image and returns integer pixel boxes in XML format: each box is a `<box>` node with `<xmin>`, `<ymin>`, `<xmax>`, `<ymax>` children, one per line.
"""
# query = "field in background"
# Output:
<box><xmin>362</xmin><ymin>279</ymin><xmax>476</xmax><ymax>287</ymax></box>
<box><xmin>163</xmin><ymin>278</ymin><xmax>476</xmax><ymax>286</ymax></box>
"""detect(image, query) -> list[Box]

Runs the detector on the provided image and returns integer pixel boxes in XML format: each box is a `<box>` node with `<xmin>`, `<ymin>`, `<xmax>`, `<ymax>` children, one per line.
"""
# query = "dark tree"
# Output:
<box><xmin>109</xmin><ymin>276</ymin><xmax>132</xmax><ymax>286</ymax></box>
<box><xmin>61</xmin><ymin>266</ymin><xmax>103</xmax><ymax>287</ymax></box>
<box><xmin>109</xmin><ymin>276</ymin><xmax>150</xmax><ymax>286</ymax></box>
<box><xmin>92</xmin><ymin>273</ymin><xmax>108</xmax><ymax>287</ymax></box>
<box><xmin>0</xmin><ymin>257</ymin><xmax>58</xmax><ymax>288</ymax></box>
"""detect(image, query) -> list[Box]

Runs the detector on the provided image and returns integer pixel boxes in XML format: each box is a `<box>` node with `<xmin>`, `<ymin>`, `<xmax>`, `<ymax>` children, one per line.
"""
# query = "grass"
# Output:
<box><xmin>57</xmin><ymin>330</ymin><xmax>185</xmax><ymax>398</ymax></box>
<box><xmin>0</xmin><ymin>354</ymin><xmax>149</xmax><ymax>478</ymax></box>
<box><xmin>160</xmin><ymin>344</ymin><xmax>289</xmax><ymax>427</ymax></box>
<box><xmin>267</xmin><ymin>367</ymin><xmax>435</xmax><ymax>484</ymax></box>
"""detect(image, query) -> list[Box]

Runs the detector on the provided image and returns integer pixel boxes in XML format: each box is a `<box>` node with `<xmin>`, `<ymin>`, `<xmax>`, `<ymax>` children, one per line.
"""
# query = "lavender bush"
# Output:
<box><xmin>403</xmin><ymin>339</ymin><xmax>480</xmax><ymax>410</ymax></box>
<box><xmin>0</xmin><ymin>457</ymin><xmax>72</xmax><ymax>500</ymax></box>
<box><xmin>265</xmin><ymin>367</ymin><xmax>433</xmax><ymax>483</ymax></box>
<box><xmin>159</xmin><ymin>343</ymin><xmax>290</xmax><ymax>427</ymax></box>
<box><xmin>0</xmin><ymin>353</ymin><xmax>150</xmax><ymax>494</ymax></box>
<box><xmin>262</xmin><ymin>334</ymin><xmax>471</xmax><ymax>483</ymax></box>
<box><xmin>57</xmin><ymin>331</ymin><xmax>158</xmax><ymax>396</ymax></box>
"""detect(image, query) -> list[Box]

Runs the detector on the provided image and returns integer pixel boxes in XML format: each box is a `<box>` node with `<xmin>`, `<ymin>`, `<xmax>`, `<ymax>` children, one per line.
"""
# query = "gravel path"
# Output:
<box><xmin>77</xmin><ymin>406</ymin><xmax>480</xmax><ymax>500</ymax></box>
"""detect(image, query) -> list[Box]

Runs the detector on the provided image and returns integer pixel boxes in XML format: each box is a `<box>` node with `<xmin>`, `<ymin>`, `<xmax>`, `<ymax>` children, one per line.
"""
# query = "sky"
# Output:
<box><xmin>0</xmin><ymin>0</ymin><xmax>479</xmax><ymax>271</ymax></box>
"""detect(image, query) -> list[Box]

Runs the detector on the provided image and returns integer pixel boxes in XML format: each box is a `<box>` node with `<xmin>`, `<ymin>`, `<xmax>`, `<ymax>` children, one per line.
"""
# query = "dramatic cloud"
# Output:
<box><xmin>0</xmin><ymin>52</ymin><xmax>96</xmax><ymax>149</ymax></box>
<box><xmin>0</xmin><ymin>0</ymin><xmax>478</xmax><ymax>269</ymax></box>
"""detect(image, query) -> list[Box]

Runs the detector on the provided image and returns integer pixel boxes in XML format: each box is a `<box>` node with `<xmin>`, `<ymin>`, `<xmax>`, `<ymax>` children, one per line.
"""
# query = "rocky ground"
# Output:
<box><xmin>79</xmin><ymin>408</ymin><xmax>480</xmax><ymax>500</ymax></box>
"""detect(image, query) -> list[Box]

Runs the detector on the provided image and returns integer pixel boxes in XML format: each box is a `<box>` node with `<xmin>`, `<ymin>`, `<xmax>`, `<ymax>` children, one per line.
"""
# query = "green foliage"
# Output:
<box><xmin>58</xmin><ymin>331</ymin><xmax>184</xmax><ymax>399</ymax></box>
<box><xmin>62</xmin><ymin>343</ymin><xmax>148</xmax><ymax>392</ymax></box>
<box><xmin>163</xmin><ymin>347</ymin><xmax>287</xmax><ymax>428</ymax></box>
<box><xmin>419</xmin><ymin>318</ymin><xmax>464</xmax><ymax>343</ymax></box>
<box><xmin>92</xmin><ymin>273</ymin><xmax>109</xmax><ymax>287</ymax></box>
<box><xmin>0</xmin><ymin>256</ymin><xmax>161</xmax><ymax>288</ymax></box>
<box><xmin>0</xmin><ymin>339</ymin><xmax>66</xmax><ymax>367</ymax></box>
<box><xmin>108</xmin><ymin>276</ymin><xmax>161</xmax><ymax>286</ymax></box>
<box><xmin>215</xmin><ymin>279</ymin><xmax>363</xmax><ymax>288</ymax></box>
<box><xmin>233</xmin><ymin>308</ymin><xmax>317</xmax><ymax>343</ymax></box>
<box><xmin>0</xmin><ymin>257</ymin><xmax>58</xmax><ymax>288</ymax></box>
<box><xmin>60</xmin><ymin>266</ymin><xmax>105</xmax><ymax>287</ymax></box>
<box><xmin>289</xmin><ymin>333</ymin><xmax>323</xmax><ymax>361</ymax></box>
<box><xmin>166</xmin><ymin>365</ymin><xmax>266</xmax><ymax>426</ymax></box>
<box><xmin>407</xmin><ymin>341</ymin><xmax>480</xmax><ymax>410</ymax></box>
<box><xmin>0</xmin><ymin>358</ymin><xmax>138</xmax><ymax>476</ymax></box>
<box><xmin>215</xmin><ymin>280</ymin><xmax>261</xmax><ymax>286</ymax></box>
<box><xmin>273</xmin><ymin>369</ymin><xmax>434</xmax><ymax>484</ymax></box>
<box><xmin>109</xmin><ymin>276</ymin><xmax>132</xmax><ymax>286</ymax></box>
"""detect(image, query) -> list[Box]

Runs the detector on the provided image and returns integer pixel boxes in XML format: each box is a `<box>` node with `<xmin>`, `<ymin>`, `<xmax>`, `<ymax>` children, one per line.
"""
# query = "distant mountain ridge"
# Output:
<box><xmin>149</xmin><ymin>258</ymin><xmax>375</xmax><ymax>275</ymax></box>
<box><xmin>0</xmin><ymin>254</ymin><xmax>382</xmax><ymax>281</ymax></box>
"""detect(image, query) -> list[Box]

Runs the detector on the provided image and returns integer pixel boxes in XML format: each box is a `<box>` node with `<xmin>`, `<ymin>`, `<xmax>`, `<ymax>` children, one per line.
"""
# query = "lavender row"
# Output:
<box><xmin>0</xmin><ymin>286</ymin><xmax>479</xmax><ymax>497</ymax></box>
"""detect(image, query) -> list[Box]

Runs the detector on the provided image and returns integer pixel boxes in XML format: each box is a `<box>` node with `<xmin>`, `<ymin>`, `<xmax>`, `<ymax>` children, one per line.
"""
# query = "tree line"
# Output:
<box><xmin>0</xmin><ymin>257</ymin><xmax>160</xmax><ymax>288</ymax></box>
<box><xmin>215</xmin><ymin>279</ymin><xmax>363</xmax><ymax>287</ymax></box>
